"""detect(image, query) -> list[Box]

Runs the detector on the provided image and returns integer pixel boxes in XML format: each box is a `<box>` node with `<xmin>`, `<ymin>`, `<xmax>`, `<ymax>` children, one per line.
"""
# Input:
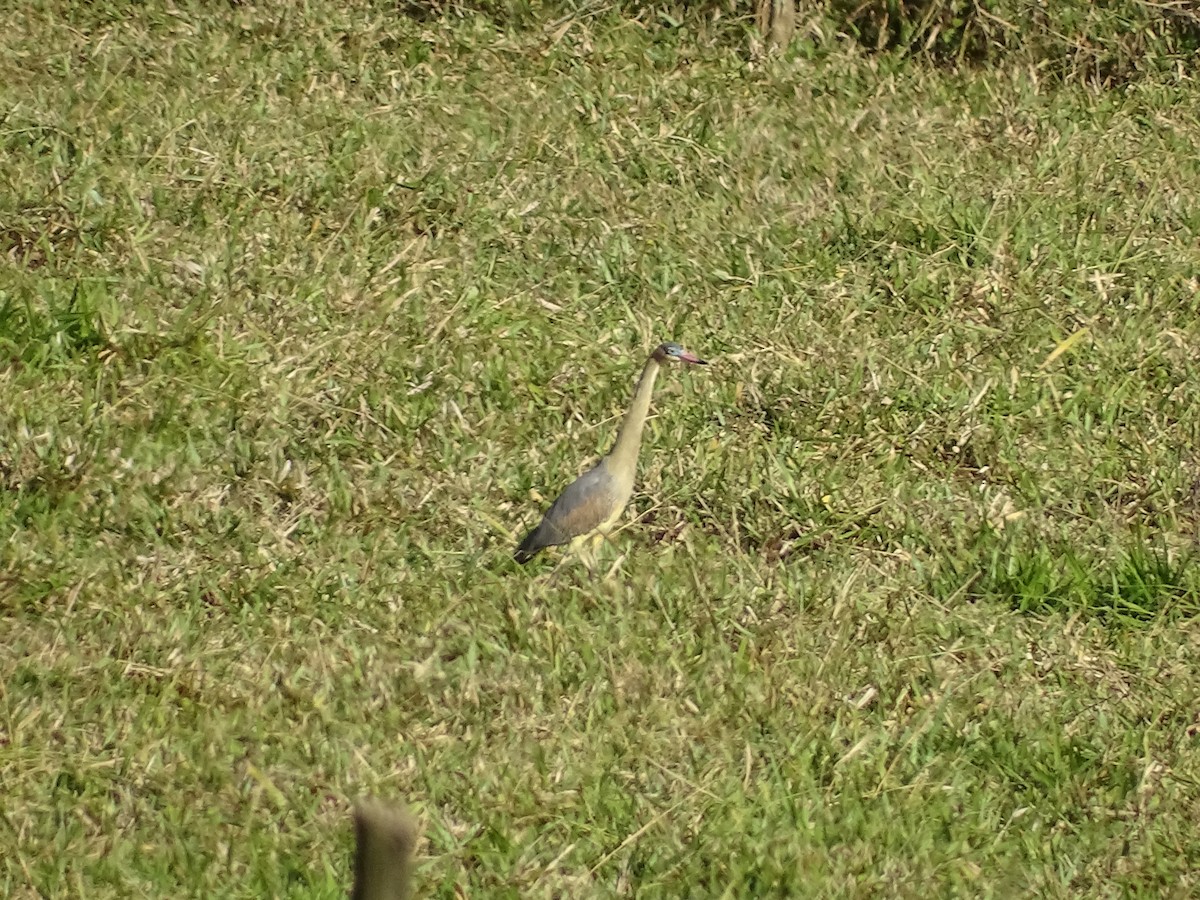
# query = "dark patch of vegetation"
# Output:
<box><xmin>0</xmin><ymin>282</ymin><xmax>110</xmax><ymax>367</ymax></box>
<box><xmin>829</xmin><ymin>0</ymin><xmax>1200</xmax><ymax>83</ymax></box>
<box><xmin>934</xmin><ymin>526</ymin><xmax>1200</xmax><ymax>622</ymax></box>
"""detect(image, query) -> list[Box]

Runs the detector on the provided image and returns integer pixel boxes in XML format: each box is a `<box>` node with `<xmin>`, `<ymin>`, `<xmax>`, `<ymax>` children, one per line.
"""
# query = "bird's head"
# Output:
<box><xmin>652</xmin><ymin>341</ymin><xmax>708</xmax><ymax>365</ymax></box>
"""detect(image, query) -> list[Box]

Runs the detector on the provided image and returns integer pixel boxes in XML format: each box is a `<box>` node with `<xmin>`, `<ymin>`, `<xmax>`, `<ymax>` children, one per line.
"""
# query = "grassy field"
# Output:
<box><xmin>4</xmin><ymin>1</ymin><xmax>1200</xmax><ymax>896</ymax></box>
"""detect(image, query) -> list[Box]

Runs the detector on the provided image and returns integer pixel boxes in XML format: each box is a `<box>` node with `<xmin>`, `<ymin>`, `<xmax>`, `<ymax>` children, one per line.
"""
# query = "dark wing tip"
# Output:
<box><xmin>514</xmin><ymin>528</ymin><xmax>543</xmax><ymax>564</ymax></box>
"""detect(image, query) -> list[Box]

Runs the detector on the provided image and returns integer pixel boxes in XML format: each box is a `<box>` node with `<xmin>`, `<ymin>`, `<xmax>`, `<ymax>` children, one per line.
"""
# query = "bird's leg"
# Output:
<box><xmin>568</xmin><ymin>534</ymin><xmax>597</xmax><ymax>578</ymax></box>
<box><xmin>604</xmin><ymin>549</ymin><xmax>628</xmax><ymax>580</ymax></box>
<box><xmin>546</xmin><ymin>550</ymin><xmax>572</xmax><ymax>584</ymax></box>
<box><xmin>581</xmin><ymin>535</ymin><xmax>600</xmax><ymax>577</ymax></box>
<box><xmin>588</xmin><ymin>531</ymin><xmax>609</xmax><ymax>577</ymax></box>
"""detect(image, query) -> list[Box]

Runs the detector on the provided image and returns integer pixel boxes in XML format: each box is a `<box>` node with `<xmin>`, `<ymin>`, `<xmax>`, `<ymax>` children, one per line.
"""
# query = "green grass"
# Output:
<box><xmin>4</xmin><ymin>1</ymin><xmax>1200</xmax><ymax>896</ymax></box>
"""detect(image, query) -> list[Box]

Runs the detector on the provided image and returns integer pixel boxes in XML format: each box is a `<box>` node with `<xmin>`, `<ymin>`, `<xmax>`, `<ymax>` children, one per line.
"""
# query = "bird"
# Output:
<box><xmin>514</xmin><ymin>341</ymin><xmax>708</xmax><ymax>569</ymax></box>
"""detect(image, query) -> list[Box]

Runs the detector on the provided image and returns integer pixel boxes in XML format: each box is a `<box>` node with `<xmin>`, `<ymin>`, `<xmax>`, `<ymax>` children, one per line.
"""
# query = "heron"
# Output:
<box><xmin>514</xmin><ymin>341</ymin><xmax>708</xmax><ymax>569</ymax></box>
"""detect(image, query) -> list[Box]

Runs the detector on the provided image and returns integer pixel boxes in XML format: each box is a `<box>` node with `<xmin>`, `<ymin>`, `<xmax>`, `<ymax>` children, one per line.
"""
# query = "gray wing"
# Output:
<box><xmin>541</xmin><ymin>465</ymin><xmax>619</xmax><ymax>540</ymax></box>
<box><xmin>518</xmin><ymin>464</ymin><xmax>617</xmax><ymax>554</ymax></box>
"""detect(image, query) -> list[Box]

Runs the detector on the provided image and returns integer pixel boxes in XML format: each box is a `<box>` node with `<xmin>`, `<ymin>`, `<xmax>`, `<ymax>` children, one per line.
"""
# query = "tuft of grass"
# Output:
<box><xmin>934</xmin><ymin>527</ymin><xmax>1200</xmax><ymax>621</ymax></box>
<box><xmin>0</xmin><ymin>280</ymin><xmax>111</xmax><ymax>366</ymax></box>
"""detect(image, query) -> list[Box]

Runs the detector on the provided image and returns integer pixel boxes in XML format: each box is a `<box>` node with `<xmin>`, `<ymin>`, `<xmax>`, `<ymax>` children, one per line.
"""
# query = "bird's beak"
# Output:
<box><xmin>679</xmin><ymin>351</ymin><xmax>708</xmax><ymax>365</ymax></box>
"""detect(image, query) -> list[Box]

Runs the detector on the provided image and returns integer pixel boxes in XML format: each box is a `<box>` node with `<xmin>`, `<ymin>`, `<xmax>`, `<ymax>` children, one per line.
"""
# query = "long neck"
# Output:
<box><xmin>605</xmin><ymin>357</ymin><xmax>660</xmax><ymax>475</ymax></box>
